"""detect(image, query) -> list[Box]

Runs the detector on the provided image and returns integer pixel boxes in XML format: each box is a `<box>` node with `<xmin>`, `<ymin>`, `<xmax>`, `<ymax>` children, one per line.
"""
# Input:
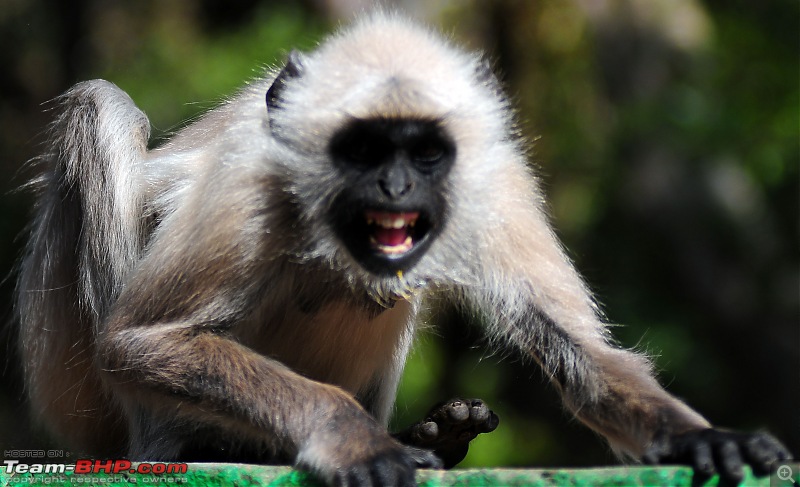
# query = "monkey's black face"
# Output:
<box><xmin>328</xmin><ymin>118</ymin><xmax>455</xmax><ymax>276</ymax></box>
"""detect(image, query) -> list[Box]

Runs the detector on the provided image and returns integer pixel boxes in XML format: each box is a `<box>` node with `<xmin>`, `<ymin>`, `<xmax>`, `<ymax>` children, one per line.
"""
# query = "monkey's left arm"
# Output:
<box><xmin>460</xmin><ymin>172</ymin><xmax>792</xmax><ymax>483</ymax></box>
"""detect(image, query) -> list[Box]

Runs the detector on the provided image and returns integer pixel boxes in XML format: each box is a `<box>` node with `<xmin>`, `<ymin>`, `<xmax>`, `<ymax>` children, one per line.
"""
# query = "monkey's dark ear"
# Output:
<box><xmin>266</xmin><ymin>50</ymin><xmax>305</xmax><ymax>120</ymax></box>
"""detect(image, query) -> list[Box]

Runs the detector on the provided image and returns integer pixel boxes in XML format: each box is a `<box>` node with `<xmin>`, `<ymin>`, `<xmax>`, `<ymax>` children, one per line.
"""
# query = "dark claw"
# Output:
<box><xmin>714</xmin><ymin>440</ymin><xmax>744</xmax><ymax>484</ymax></box>
<box><xmin>690</xmin><ymin>440</ymin><xmax>714</xmax><ymax>477</ymax></box>
<box><xmin>642</xmin><ymin>428</ymin><xmax>793</xmax><ymax>483</ymax></box>
<box><xmin>438</xmin><ymin>400</ymin><xmax>469</xmax><ymax>422</ymax></box>
<box><xmin>329</xmin><ymin>445</ymin><xmax>440</xmax><ymax>487</ymax></box>
<box><xmin>417</xmin><ymin>421</ymin><xmax>438</xmax><ymax>441</ymax></box>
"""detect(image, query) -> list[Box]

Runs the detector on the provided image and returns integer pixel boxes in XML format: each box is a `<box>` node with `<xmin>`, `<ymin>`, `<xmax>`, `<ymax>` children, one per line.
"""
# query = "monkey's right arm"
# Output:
<box><xmin>462</xmin><ymin>163</ymin><xmax>792</xmax><ymax>484</ymax></box>
<box><xmin>96</xmin><ymin>169</ymin><xmax>439</xmax><ymax>486</ymax></box>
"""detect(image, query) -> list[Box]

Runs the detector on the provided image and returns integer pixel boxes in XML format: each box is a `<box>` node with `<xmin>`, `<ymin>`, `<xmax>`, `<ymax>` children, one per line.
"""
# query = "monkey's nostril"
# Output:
<box><xmin>378</xmin><ymin>179</ymin><xmax>413</xmax><ymax>199</ymax></box>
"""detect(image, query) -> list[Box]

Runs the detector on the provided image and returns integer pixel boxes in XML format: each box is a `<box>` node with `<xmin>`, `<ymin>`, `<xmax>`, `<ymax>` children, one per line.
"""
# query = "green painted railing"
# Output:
<box><xmin>1</xmin><ymin>463</ymin><xmax>798</xmax><ymax>486</ymax></box>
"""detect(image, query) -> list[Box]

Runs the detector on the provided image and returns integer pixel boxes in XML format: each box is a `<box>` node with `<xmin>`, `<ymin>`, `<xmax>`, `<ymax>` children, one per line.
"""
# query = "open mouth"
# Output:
<box><xmin>333</xmin><ymin>202</ymin><xmax>439</xmax><ymax>276</ymax></box>
<box><xmin>364</xmin><ymin>210</ymin><xmax>424</xmax><ymax>256</ymax></box>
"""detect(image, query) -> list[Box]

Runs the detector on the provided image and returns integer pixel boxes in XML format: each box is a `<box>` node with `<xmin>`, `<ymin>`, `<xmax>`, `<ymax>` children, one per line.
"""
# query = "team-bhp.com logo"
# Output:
<box><xmin>4</xmin><ymin>460</ymin><xmax>187</xmax><ymax>475</ymax></box>
<box><xmin>3</xmin><ymin>459</ymin><xmax>188</xmax><ymax>484</ymax></box>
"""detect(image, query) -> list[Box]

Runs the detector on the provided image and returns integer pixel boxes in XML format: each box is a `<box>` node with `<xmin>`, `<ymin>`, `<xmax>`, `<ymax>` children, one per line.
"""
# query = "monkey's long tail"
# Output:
<box><xmin>16</xmin><ymin>80</ymin><xmax>149</xmax><ymax>452</ymax></box>
<box><xmin>21</xmin><ymin>80</ymin><xmax>151</xmax><ymax>324</ymax></box>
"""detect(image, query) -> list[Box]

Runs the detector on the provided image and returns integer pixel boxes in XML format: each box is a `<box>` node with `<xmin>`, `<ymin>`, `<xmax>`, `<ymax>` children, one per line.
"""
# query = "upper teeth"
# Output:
<box><xmin>366</xmin><ymin>211</ymin><xmax>419</xmax><ymax>228</ymax></box>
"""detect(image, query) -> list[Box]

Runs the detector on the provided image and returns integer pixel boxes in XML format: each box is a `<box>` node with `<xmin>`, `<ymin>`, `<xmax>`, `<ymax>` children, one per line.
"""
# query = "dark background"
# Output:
<box><xmin>1</xmin><ymin>0</ymin><xmax>797</xmax><ymax>467</ymax></box>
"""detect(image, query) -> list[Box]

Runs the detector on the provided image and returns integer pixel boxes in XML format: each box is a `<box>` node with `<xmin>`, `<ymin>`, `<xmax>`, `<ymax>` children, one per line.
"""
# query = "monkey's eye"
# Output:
<box><xmin>408</xmin><ymin>141</ymin><xmax>446</xmax><ymax>164</ymax></box>
<box><xmin>346</xmin><ymin>143</ymin><xmax>377</xmax><ymax>163</ymax></box>
<box><xmin>341</xmin><ymin>138</ymin><xmax>392</xmax><ymax>165</ymax></box>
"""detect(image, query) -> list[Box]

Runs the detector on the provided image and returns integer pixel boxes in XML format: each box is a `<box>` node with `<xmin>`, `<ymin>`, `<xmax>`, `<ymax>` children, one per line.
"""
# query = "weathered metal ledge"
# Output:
<box><xmin>1</xmin><ymin>463</ymin><xmax>798</xmax><ymax>486</ymax></box>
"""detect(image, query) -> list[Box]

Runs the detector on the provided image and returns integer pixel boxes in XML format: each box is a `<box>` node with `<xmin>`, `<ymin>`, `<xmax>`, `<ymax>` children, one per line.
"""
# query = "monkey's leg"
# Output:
<box><xmin>394</xmin><ymin>398</ymin><xmax>499</xmax><ymax>468</ymax></box>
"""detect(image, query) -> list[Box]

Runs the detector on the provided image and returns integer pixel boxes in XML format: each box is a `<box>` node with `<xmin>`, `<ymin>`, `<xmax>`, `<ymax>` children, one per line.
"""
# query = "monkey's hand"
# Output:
<box><xmin>298</xmin><ymin>410</ymin><xmax>442</xmax><ymax>487</ymax></box>
<box><xmin>394</xmin><ymin>398</ymin><xmax>499</xmax><ymax>469</ymax></box>
<box><xmin>642</xmin><ymin>428</ymin><xmax>793</xmax><ymax>484</ymax></box>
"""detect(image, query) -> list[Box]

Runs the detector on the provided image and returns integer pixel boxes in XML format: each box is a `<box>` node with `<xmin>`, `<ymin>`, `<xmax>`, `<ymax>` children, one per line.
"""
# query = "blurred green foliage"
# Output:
<box><xmin>87</xmin><ymin>4</ymin><xmax>326</xmax><ymax>138</ymax></box>
<box><xmin>0</xmin><ymin>0</ymin><xmax>797</xmax><ymax>469</ymax></box>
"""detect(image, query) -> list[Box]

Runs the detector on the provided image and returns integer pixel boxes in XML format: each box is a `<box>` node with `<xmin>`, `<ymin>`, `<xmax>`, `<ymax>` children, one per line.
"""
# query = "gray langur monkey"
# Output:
<box><xmin>17</xmin><ymin>13</ymin><xmax>791</xmax><ymax>487</ymax></box>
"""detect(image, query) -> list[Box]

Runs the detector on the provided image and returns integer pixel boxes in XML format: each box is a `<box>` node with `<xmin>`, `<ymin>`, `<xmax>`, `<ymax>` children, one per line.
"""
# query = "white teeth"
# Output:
<box><xmin>374</xmin><ymin>217</ymin><xmax>408</xmax><ymax>229</ymax></box>
<box><xmin>367</xmin><ymin>215</ymin><xmax>418</xmax><ymax>229</ymax></box>
<box><xmin>370</xmin><ymin>236</ymin><xmax>414</xmax><ymax>255</ymax></box>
